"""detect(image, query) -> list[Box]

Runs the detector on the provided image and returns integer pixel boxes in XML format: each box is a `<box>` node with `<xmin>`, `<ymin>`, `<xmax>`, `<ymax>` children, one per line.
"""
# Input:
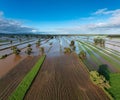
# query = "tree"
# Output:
<box><xmin>98</xmin><ymin>64</ymin><xmax>110</xmax><ymax>81</ymax></box>
<box><xmin>27</xmin><ymin>44</ymin><xmax>31</xmax><ymax>47</ymax></box>
<box><xmin>11</xmin><ymin>46</ymin><xmax>17</xmax><ymax>50</ymax></box>
<box><xmin>10</xmin><ymin>40</ymin><xmax>13</xmax><ymax>45</ymax></box>
<box><xmin>13</xmin><ymin>49</ymin><xmax>21</xmax><ymax>55</ymax></box>
<box><xmin>36</xmin><ymin>40</ymin><xmax>40</xmax><ymax>47</ymax></box>
<box><xmin>79</xmin><ymin>50</ymin><xmax>86</xmax><ymax>59</ymax></box>
<box><xmin>19</xmin><ymin>38</ymin><xmax>22</xmax><ymax>43</ymax></box>
<box><xmin>12</xmin><ymin>46</ymin><xmax>21</xmax><ymax>55</ymax></box>
<box><xmin>94</xmin><ymin>37</ymin><xmax>105</xmax><ymax>47</ymax></box>
<box><xmin>70</xmin><ymin>40</ymin><xmax>75</xmax><ymax>46</ymax></box>
<box><xmin>26</xmin><ymin>47</ymin><xmax>32</xmax><ymax>55</ymax></box>
<box><xmin>64</xmin><ymin>47</ymin><xmax>71</xmax><ymax>53</ymax></box>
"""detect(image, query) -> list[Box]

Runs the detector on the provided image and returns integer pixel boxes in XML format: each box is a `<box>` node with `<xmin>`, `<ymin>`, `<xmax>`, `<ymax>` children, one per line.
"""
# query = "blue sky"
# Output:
<box><xmin>0</xmin><ymin>0</ymin><xmax>120</xmax><ymax>34</ymax></box>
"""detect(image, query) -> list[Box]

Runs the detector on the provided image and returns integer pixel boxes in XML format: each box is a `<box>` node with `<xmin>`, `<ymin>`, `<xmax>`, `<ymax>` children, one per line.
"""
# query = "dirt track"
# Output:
<box><xmin>0</xmin><ymin>56</ymin><xmax>40</xmax><ymax>100</ymax></box>
<box><xmin>25</xmin><ymin>39</ymin><xmax>109</xmax><ymax>100</ymax></box>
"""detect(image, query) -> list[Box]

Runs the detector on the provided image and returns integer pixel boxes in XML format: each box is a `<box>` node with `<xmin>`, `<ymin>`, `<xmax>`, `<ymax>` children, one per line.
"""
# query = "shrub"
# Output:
<box><xmin>90</xmin><ymin>71</ymin><xmax>110</xmax><ymax>89</ymax></box>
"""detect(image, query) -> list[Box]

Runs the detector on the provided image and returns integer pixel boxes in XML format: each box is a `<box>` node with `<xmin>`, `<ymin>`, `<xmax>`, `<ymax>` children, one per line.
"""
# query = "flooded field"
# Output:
<box><xmin>0</xmin><ymin>35</ymin><xmax>120</xmax><ymax>100</ymax></box>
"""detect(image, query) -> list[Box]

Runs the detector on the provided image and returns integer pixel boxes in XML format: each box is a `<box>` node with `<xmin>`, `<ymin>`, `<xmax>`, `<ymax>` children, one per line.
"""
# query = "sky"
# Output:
<box><xmin>0</xmin><ymin>0</ymin><xmax>120</xmax><ymax>34</ymax></box>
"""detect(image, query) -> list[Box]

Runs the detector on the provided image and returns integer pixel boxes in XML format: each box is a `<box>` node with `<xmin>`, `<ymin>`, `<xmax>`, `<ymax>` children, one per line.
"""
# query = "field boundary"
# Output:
<box><xmin>9</xmin><ymin>55</ymin><xmax>46</xmax><ymax>100</ymax></box>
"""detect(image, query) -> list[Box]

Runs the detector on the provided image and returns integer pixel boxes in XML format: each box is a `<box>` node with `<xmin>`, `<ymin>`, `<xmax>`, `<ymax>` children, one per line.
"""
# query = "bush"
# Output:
<box><xmin>90</xmin><ymin>71</ymin><xmax>110</xmax><ymax>89</ymax></box>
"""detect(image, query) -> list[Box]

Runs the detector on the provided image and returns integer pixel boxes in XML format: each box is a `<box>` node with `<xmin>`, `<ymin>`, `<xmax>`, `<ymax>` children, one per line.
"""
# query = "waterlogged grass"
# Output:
<box><xmin>80</xmin><ymin>41</ymin><xmax>120</xmax><ymax>71</ymax></box>
<box><xmin>9</xmin><ymin>55</ymin><xmax>46</xmax><ymax>100</ymax></box>
<box><xmin>83</xmin><ymin>45</ymin><xmax>101</xmax><ymax>65</ymax></box>
<box><xmin>0</xmin><ymin>40</ymin><xmax>9</xmax><ymax>42</ymax></box>
<box><xmin>108</xmin><ymin>73</ymin><xmax>120</xmax><ymax>100</ymax></box>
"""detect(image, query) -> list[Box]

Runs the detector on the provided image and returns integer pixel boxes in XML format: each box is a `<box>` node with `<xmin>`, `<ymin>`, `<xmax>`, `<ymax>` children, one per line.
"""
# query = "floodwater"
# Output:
<box><xmin>0</xmin><ymin>54</ymin><xmax>26</xmax><ymax>78</ymax></box>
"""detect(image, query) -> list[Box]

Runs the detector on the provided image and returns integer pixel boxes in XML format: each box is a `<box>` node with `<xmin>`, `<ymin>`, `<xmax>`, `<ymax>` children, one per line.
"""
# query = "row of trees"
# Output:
<box><xmin>64</xmin><ymin>40</ymin><xmax>87</xmax><ymax>60</ymax></box>
<box><xmin>94</xmin><ymin>37</ymin><xmax>105</xmax><ymax>47</ymax></box>
<box><xmin>10</xmin><ymin>39</ymin><xmax>45</xmax><ymax>56</ymax></box>
<box><xmin>64</xmin><ymin>40</ymin><xmax>76</xmax><ymax>53</ymax></box>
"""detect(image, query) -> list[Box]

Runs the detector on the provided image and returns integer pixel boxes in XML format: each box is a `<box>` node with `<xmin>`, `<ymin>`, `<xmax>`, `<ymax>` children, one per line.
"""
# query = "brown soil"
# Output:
<box><xmin>0</xmin><ymin>56</ymin><xmax>40</xmax><ymax>100</ymax></box>
<box><xmin>25</xmin><ymin>39</ymin><xmax>110</xmax><ymax>100</ymax></box>
<box><xmin>0</xmin><ymin>54</ymin><xmax>26</xmax><ymax>78</ymax></box>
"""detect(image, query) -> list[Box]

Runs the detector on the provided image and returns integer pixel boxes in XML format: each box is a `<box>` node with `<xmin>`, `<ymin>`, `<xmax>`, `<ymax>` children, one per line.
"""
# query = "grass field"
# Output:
<box><xmin>108</xmin><ymin>73</ymin><xmax>120</xmax><ymax>100</ymax></box>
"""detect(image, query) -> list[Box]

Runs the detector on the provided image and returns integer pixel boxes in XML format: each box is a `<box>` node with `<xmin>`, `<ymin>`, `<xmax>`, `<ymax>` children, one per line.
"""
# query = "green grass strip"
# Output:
<box><xmin>9</xmin><ymin>55</ymin><xmax>46</xmax><ymax>100</ymax></box>
<box><xmin>108</xmin><ymin>73</ymin><xmax>120</xmax><ymax>100</ymax></box>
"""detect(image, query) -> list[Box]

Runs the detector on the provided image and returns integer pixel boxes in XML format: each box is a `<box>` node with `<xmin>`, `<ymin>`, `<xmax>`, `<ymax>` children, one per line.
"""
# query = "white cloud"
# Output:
<box><xmin>93</xmin><ymin>8</ymin><xmax>108</xmax><ymax>15</ymax></box>
<box><xmin>1</xmin><ymin>9</ymin><xmax>120</xmax><ymax>34</ymax></box>
<box><xmin>53</xmin><ymin>8</ymin><xmax>120</xmax><ymax>34</ymax></box>
<box><xmin>0</xmin><ymin>11</ymin><xmax>37</xmax><ymax>33</ymax></box>
<box><xmin>93</xmin><ymin>8</ymin><xmax>120</xmax><ymax>16</ymax></box>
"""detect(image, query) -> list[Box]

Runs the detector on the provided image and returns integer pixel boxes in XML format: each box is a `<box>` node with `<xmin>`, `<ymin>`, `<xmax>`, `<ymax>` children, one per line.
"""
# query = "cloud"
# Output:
<box><xmin>92</xmin><ymin>8</ymin><xmax>108</xmax><ymax>15</ymax></box>
<box><xmin>1</xmin><ymin>9</ymin><xmax>120</xmax><ymax>34</ymax></box>
<box><xmin>0</xmin><ymin>11</ymin><xmax>37</xmax><ymax>33</ymax></box>
<box><xmin>53</xmin><ymin>8</ymin><xmax>120</xmax><ymax>34</ymax></box>
<box><xmin>93</xmin><ymin>8</ymin><xmax>120</xmax><ymax>16</ymax></box>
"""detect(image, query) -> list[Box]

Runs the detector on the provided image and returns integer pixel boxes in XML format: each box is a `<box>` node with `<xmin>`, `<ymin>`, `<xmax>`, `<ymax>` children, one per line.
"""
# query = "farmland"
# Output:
<box><xmin>0</xmin><ymin>34</ymin><xmax>120</xmax><ymax>100</ymax></box>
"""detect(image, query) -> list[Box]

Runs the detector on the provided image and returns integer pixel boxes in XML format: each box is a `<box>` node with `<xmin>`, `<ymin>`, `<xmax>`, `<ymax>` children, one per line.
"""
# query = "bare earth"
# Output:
<box><xmin>0</xmin><ymin>56</ymin><xmax>40</xmax><ymax>100</ymax></box>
